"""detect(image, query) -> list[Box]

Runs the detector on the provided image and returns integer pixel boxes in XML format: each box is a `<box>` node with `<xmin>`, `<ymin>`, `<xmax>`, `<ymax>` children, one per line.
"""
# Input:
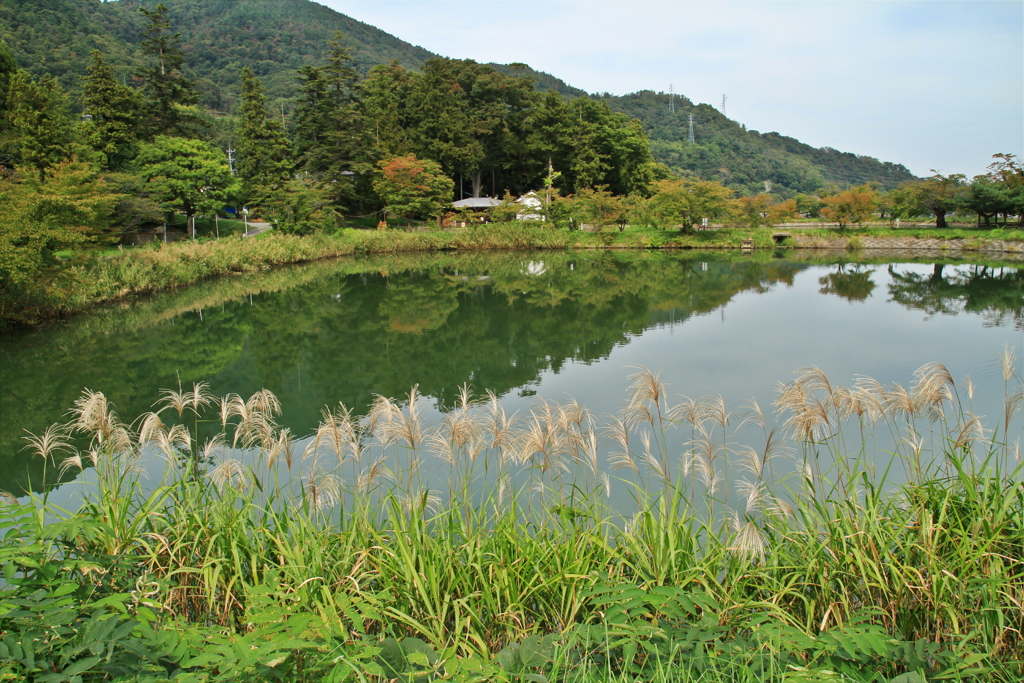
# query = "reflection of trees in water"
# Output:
<box><xmin>887</xmin><ymin>264</ymin><xmax>1024</xmax><ymax>329</ymax></box>
<box><xmin>818</xmin><ymin>264</ymin><xmax>877</xmax><ymax>302</ymax></box>
<box><xmin>0</xmin><ymin>252</ymin><xmax>807</xmax><ymax>495</ymax></box>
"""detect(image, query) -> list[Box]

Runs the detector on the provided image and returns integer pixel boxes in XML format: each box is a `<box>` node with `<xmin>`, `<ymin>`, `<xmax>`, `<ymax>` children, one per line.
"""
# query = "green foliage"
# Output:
<box><xmin>81</xmin><ymin>50</ymin><xmax>142</xmax><ymax>170</ymax></box>
<box><xmin>3</xmin><ymin>350</ymin><xmax>1022</xmax><ymax>680</ymax></box>
<box><xmin>820</xmin><ymin>184</ymin><xmax>879</xmax><ymax>229</ymax></box>
<box><xmin>292</xmin><ymin>32</ymin><xmax>372</xmax><ymax>209</ymax></box>
<box><xmin>237</xmin><ymin>67</ymin><xmax>292</xmax><ymax>206</ymax></box>
<box><xmin>136</xmin><ymin>2</ymin><xmax>203</xmax><ymax>138</ymax></box>
<box><xmin>648</xmin><ymin>177</ymin><xmax>733</xmax><ymax>231</ymax></box>
<box><xmin>0</xmin><ymin>159</ymin><xmax>122</xmax><ymax>322</ymax></box>
<box><xmin>498</xmin><ymin>634</ymin><xmax>556</xmax><ymax>682</ymax></box>
<box><xmin>135</xmin><ymin>135</ymin><xmax>237</xmax><ymax>235</ymax></box>
<box><xmin>374</xmin><ymin>154</ymin><xmax>454</xmax><ymax>225</ymax></box>
<box><xmin>0</xmin><ymin>37</ymin><xmax>17</xmax><ymax>138</ymax></box>
<box><xmin>899</xmin><ymin>173</ymin><xmax>968</xmax><ymax>228</ymax></box>
<box><xmin>3</xmin><ymin>70</ymin><xmax>74</xmax><ymax>176</ymax></box>
<box><xmin>598</xmin><ymin>91</ymin><xmax>917</xmax><ymax>196</ymax></box>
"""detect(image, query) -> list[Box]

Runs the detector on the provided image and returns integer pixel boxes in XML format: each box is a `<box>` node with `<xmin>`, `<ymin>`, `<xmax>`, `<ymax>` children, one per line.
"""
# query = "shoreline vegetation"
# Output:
<box><xmin>3</xmin><ymin>357</ymin><xmax>1023</xmax><ymax>681</ymax></box>
<box><xmin>6</xmin><ymin>222</ymin><xmax>1024</xmax><ymax>329</ymax></box>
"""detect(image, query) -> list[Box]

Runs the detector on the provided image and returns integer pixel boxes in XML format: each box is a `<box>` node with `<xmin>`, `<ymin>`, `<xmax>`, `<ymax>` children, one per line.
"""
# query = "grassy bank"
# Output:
<box><xmin>6</xmin><ymin>222</ymin><xmax>1024</xmax><ymax>327</ymax></box>
<box><xmin>3</xmin><ymin>356</ymin><xmax>1023</xmax><ymax>681</ymax></box>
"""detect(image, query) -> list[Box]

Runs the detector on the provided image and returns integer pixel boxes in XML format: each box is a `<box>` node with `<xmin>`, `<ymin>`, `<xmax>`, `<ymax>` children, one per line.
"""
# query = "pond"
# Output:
<box><xmin>2</xmin><ymin>249</ymin><xmax>1023</xmax><ymax>505</ymax></box>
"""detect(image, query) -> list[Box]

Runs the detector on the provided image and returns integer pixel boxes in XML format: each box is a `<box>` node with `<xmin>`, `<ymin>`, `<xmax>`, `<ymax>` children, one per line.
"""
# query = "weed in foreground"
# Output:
<box><xmin>2</xmin><ymin>356</ymin><xmax>1023</xmax><ymax>681</ymax></box>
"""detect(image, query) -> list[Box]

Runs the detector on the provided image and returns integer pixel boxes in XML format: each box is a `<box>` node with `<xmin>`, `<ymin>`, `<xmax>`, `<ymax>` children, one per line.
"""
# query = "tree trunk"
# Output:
<box><xmin>471</xmin><ymin>170</ymin><xmax>482</xmax><ymax>198</ymax></box>
<box><xmin>935</xmin><ymin>210</ymin><xmax>947</xmax><ymax>228</ymax></box>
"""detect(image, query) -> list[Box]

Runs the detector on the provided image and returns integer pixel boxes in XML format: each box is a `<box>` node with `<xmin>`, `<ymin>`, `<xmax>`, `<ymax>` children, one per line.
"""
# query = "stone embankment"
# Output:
<box><xmin>787</xmin><ymin>234</ymin><xmax>1024</xmax><ymax>255</ymax></box>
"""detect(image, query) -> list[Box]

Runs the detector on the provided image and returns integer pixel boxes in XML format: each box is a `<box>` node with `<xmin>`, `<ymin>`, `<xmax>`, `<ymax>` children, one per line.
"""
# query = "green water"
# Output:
<box><xmin>2</xmin><ymin>249</ymin><xmax>1022</xmax><ymax>498</ymax></box>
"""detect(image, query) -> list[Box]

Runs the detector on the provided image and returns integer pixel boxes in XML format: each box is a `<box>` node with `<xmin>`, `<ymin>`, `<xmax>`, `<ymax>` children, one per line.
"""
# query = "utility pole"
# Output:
<box><xmin>721</xmin><ymin>94</ymin><xmax>727</xmax><ymax>118</ymax></box>
<box><xmin>688</xmin><ymin>113</ymin><xmax>695</xmax><ymax>144</ymax></box>
<box><xmin>668</xmin><ymin>84</ymin><xmax>675</xmax><ymax>113</ymax></box>
<box><xmin>226</xmin><ymin>146</ymin><xmax>236</xmax><ymax>175</ymax></box>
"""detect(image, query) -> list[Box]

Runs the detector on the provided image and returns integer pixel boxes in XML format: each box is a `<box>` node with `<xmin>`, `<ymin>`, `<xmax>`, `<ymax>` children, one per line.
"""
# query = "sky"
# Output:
<box><xmin>319</xmin><ymin>0</ymin><xmax>1023</xmax><ymax>179</ymax></box>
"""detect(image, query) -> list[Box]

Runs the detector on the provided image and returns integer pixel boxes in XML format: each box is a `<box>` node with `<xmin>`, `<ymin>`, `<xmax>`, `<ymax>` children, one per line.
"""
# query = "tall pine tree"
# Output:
<box><xmin>237</xmin><ymin>67</ymin><xmax>292</xmax><ymax>207</ymax></box>
<box><xmin>4</xmin><ymin>71</ymin><xmax>74</xmax><ymax>177</ymax></box>
<box><xmin>82</xmin><ymin>50</ymin><xmax>142</xmax><ymax>170</ymax></box>
<box><xmin>292</xmin><ymin>32</ymin><xmax>371</xmax><ymax>208</ymax></box>
<box><xmin>136</xmin><ymin>3</ymin><xmax>201</xmax><ymax>138</ymax></box>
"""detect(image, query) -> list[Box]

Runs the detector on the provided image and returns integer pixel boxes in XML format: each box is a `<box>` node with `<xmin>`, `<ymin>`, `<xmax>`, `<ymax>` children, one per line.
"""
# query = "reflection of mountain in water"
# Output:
<box><xmin>0</xmin><ymin>251</ymin><xmax>804</xmax><ymax>495</ymax></box>
<box><xmin>887</xmin><ymin>264</ymin><xmax>1024</xmax><ymax>329</ymax></box>
<box><xmin>6</xmin><ymin>252</ymin><xmax>1023</xmax><ymax>496</ymax></box>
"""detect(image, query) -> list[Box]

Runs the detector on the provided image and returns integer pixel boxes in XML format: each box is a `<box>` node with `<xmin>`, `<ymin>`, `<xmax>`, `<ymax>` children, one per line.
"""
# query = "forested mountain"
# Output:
<box><xmin>596</xmin><ymin>90</ymin><xmax>917</xmax><ymax>194</ymax></box>
<box><xmin>1</xmin><ymin>0</ymin><xmax>916</xmax><ymax>195</ymax></box>
<box><xmin>0</xmin><ymin>0</ymin><xmax>579</xmax><ymax>110</ymax></box>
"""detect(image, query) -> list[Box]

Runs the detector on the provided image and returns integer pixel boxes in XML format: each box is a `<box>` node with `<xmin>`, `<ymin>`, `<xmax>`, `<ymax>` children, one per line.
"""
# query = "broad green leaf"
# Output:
<box><xmin>890</xmin><ymin>673</ymin><xmax>927</xmax><ymax>683</ymax></box>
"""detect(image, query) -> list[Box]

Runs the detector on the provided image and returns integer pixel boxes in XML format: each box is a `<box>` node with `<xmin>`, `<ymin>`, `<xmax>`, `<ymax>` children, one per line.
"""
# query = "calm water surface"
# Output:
<box><xmin>2</xmin><ymin>250</ymin><xmax>1022</xmax><ymax>502</ymax></box>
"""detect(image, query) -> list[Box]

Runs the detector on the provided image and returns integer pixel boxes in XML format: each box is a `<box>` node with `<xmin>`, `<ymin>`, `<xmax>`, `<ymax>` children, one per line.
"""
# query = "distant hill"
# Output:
<box><xmin>596</xmin><ymin>90</ymin><xmax>917</xmax><ymax>195</ymax></box>
<box><xmin>0</xmin><ymin>0</ymin><xmax>579</xmax><ymax>108</ymax></box>
<box><xmin>1</xmin><ymin>0</ymin><xmax>917</xmax><ymax>195</ymax></box>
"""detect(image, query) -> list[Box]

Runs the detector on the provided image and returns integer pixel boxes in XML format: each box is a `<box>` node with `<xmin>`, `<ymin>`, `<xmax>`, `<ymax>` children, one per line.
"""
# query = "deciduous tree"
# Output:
<box><xmin>906</xmin><ymin>173</ymin><xmax>966</xmax><ymax>228</ymax></box>
<box><xmin>820</xmin><ymin>184</ymin><xmax>878</xmax><ymax>229</ymax></box>
<box><xmin>650</xmin><ymin>178</ymin><xmax>732</xmax><ymax>231</ymax></box>
<box><xmin>0</xmin><ymin>159</ymin><xmax>121</xmax><ymax>320</ymax></box>
<box><xmin>373</xmin><ymin>154</ymin><xmax>453</xmax><ymax>227</ymax></box>
<box><xmin>136</xmin><ymin>136</ymin><xmax>236</xmax><ymax>237</ymax></box>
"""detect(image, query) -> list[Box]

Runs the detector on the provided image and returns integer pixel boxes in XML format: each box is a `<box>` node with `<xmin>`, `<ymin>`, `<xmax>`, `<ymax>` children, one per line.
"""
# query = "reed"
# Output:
<box><xmin>3</xmin><ymin>356</ymin><xmax>1023</xmax><ymax>681</ymax></box>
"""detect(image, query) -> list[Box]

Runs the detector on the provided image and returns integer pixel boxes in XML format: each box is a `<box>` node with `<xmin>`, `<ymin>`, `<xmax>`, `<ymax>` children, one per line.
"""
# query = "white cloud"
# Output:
<box><xmin>319</xmin><ymin>0</ymin><xmax>1023</xmax><ymax>177</ymax></box>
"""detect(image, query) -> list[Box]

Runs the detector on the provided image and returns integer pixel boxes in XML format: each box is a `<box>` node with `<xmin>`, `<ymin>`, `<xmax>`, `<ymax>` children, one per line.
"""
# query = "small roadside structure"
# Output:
<box><xmin>516</xmin><ymin>192</ymin><xmax>544</xmax><ymax>221</ymax></box>
<box><xmin>452</xmin><ymin>197</ymin><xmax>502</xmax><ymax>210</ymax></box>
<box><xmin>451</xmin><ymin>197</ymin><xmax>502</xmax><ymax>226</ymax></box>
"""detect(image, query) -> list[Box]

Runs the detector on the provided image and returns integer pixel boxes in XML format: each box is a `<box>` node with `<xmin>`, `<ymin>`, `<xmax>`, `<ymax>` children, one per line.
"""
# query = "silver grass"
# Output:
<box><xmin>58</xmin><ymin>453</ymin><xmax>83</xmax><ymax>476</ymax></box>
<box><xmin>884</xmin><ymin>383</ymin><xmax>917</xmax><ymax>421</ymax></box>
<box><xmin>483</xmin><ymin>390</ymin><xmax>518</xmax><ymax>463</ymax></box>
<box><xmin>627</xmin><ymin>366</ymin><xmax>667</xmax><ymax>413</ymax></box>
<box><xmin>668</xmin><ymin>396</ymin><xmax>710</xmax><ymax>428</ymax></box>
<box><xmin>69</xmin><ymin>389</ymin><xmax>118</xmax><ymax>442</ymax></box>
<box><xmin>219</xmin><ymin>394</ymin><xmax>239</xmax><ymax>429</ymax></box>
<box><xmin>912</xmin><ymin>362</ymin><xmax>954</xmax><ymax>422</ymax></box>
<box><xmin>963</xmin><ymin>375</ymin><xmax>975</xmax><ymax>401</ymax></box>
<box><xmin>247</xmin><ymin>389</ymin><xmax>282</xmax><ymax>419</ymax></box>
<box><xmin>201</xmin><ymin>434</ymin><xmax>225</xmax><ymax>465</ymax></box>
<box><xmin>736</xmin><ymin>446</ymin><xmax>763</xmax><ymax>478</ymax></box>
<box><xmin>737</xmin><ymin>479</ymin><xmax>766</xmax><ymax>514</ymax></box>
<box><xmin>358</xmin><ymin>455</ymin><xmax>390</xmax><ymax>493</ymax></box>
<box><xmin>728</xmin><ymin>511</ymin><xmax>767</xmax><ymax>560</ymax></box>
<box><xmin>641</xmin><ymin>431</ymin><xmax>669</xmax><ymax>485</ymax></box>
<box><xmin>266</xmin><ymin>428</ymin><xmax>295</xmax><ymax>469</ymax></box>
<box><xmin>426</xmin><ymin>432</ymin><xmax>457</xmax><ymax>466</ymax></box>
<box><xmin>136</xmin><ymin>412</ymin><xmax>166</xmax><ymax>447</ymax></box>
<box><xmin>207</xmin><ymin>458</ymin><xmax>249</xmax><ymax>493</ymax></box>
<box><xmin>303</xmin><ymin>459</ymin><xmax>343</xmax><ymax>513</ymax></box>
<box><xmin>998</xmin><ymin>343</ymin><xmax>1019</xmax><ymax>382</ymax></box>
<box><xmin>22</xmin><ymin>424</ymin><xmax>71</xmax><ymax>464</ymax></box>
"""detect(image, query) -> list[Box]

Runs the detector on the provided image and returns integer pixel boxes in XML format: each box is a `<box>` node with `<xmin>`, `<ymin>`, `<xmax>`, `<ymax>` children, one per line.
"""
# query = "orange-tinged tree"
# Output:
<box><xmin>820</xmin><ymin>184</ymin><xmax>878</xmax><ymax>229</ymax></box>
<box><xmin>650</xmin><ymin>178</ymin><xmax>732</xmax><ymax>231</ymax></box>
<box><xmin>373</xmin><ymin>154</ymin><xmax>454</xmax><ymax>227</ymax></box>
<box><xmin>733</xmin><ymin>194</ymin><xmax>798</xmax><ymax>229</ymax></box>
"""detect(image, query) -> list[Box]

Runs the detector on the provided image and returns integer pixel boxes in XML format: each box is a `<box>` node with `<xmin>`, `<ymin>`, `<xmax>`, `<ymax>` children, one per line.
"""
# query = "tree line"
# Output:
<box><xmin>1</xmin><ymin>2</ymin><xmax>1021</xmax><ymax>312</ymax></box>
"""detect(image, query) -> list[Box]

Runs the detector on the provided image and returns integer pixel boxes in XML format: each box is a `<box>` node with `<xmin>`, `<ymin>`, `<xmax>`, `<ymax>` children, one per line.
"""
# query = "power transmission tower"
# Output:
<box><xmin>721</xmin><ymin>94</ymin><xmax>727</xmax><ymax>118</ymax></box>
<box><xmin>668</xmin><ymin>84</ymin><xmax>675</xmax><ymax>113</ymax></box>
<box><xmin>688</xmin><ymin>113</ymin><xmax>695</xmax><ymax>144</ymax></box>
